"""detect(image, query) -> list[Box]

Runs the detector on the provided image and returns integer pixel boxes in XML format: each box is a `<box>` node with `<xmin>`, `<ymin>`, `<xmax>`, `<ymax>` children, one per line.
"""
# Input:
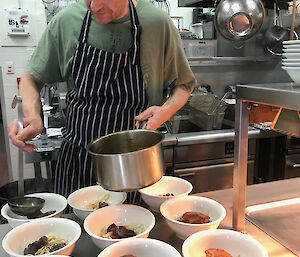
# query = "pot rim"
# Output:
<box><xmin>86</xmin><ymin>129</ymin><xmax>164</xmax><ymax>157</ymax></box>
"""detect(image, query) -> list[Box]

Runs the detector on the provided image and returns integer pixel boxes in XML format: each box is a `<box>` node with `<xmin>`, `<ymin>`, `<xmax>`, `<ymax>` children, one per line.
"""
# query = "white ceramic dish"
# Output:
<box><xmin>283</xmin><ymin>49</ymin><xmax>300</xmax><ymax>53</ymax></box>
<box><xmin>2</xmin><ymin>217</ymin><xmax>81</xmax><ymax>257</ymax></box>
<box><xmin>1</xmin><ymin>193</ymin><xmax>67</xmax><ymax>228</ymax></box>
<box><xmin>283</xmin><ymin>45</ymin><xmax>300</xmax><ymax>50</ymax></box>
<box><xmin>182</xmin><ymin>229</ymin><xmax>268</xmax><ymax>257</ymax></box>
<box><xmin>139</xmin><ymin>176</ymin><xmax>193</xmax><ymax>212</ymax></box>
<box><xmin>282</xmin><ymin>53</ymin><xmax>300</xmax><ymax>59</ymax></box>
<box><xmin>282</xmin><ymin>58</ymin><xmax>300</xmax><ymax>62</ymax></box>
<box><xmin>283</xmin><ymin>40</ymin><xmax>300</xmax><ymax>45</ymax></box>
<box><xmin>282</xmin><ymin>66</ymin><xmax>300</xmax><ymax>84</ymax></box>
<box><xmin>84</xmin><ymin>204</ymin><xmax>155</xmax><ymax>250</ymax></box>
<box><xmin>98</xmin><ymin>238</ymin><xmax>182</xmax><ymax>257</ymax></box>
<box><xmin>160</xmin><ymin>195</ymin><xmax>226</xmax><ymax>240</ymax></box>
<box><xmin>68</xmin><ymin>185</ymin><xmax>127</xmax><ymax>220</ymax></box>
<box><xmin>282</xmin><ymin>62</ymin><xmax>300</xmax><ymax>67</ymax></box>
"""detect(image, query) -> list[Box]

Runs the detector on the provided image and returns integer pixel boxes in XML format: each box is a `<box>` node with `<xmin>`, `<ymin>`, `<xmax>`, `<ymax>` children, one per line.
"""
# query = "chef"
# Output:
<box><xmin>8</xmin><ymin>0</ymin><xmax>196</xmax><ymax>198</ymax></box>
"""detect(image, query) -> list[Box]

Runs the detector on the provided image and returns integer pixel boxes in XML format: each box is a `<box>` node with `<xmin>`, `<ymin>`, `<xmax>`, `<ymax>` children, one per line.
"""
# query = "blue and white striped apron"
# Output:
<box><xmin>54</xmin><ymin>0</ymin><xmax>148</xmax><ymax>199</ymax></box>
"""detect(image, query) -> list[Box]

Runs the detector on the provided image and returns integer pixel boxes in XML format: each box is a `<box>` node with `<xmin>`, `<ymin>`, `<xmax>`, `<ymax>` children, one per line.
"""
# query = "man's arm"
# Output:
<box><xmin>8</xmin><ymin>71</ymin><xmax>44</xmax><ymax>152</ymax></box>
<box><xmin>135</xmin><ymin>84</ymin><xmax>194</xmax><ymax>130</ymax></box>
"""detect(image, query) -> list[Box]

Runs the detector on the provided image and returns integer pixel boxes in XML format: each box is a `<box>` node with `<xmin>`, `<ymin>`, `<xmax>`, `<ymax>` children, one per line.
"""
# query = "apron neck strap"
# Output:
<box><xmin>78</xmin><ymin>0</ymin><xmax>142</xmax><ymax>66</ymax></box>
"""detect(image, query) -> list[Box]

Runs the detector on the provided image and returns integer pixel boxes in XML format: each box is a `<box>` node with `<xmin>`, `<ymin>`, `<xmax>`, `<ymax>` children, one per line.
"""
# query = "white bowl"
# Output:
<box><xmin>98</xmin><ymin>238</ymin><xmax>182</xmax><ymax>257</ymax></box>
<box><xmin>160</xmin><ymin>195</ymin><xmax>226</xmax><ymax>240</ymax></box>
<box><xmin>282</xmin><ymin>53</ymin><xmax>300</xmax><ymax>59</ymax></box>
<box><xmin>84</xmin><ymin>204</ymin><xmax>155</xmax><ymax>250</ymax></box>
<box><xmin>282</xmin><ymin>66</ymin><xmax>300</xmax><ymax>84</ymax></box>
<box><xmin>283</xmin><ymin>49</ymin><xmax>300</xmax><ymax>53</ymax></box>
<box><xmin>68</xmin><ymin>185</ymin><xmax>127</xmax><ymax>220</ymax></box>
<box><xmin>283</xmin><ymin>45</ymin><xmax>300</xmax><ymax>49</ymax></box>
<box><xmin>182</xmin><ymin>229</ymin><xmax>268</xmax><ymax>257</ymax></box>
<box><xmin>1</xmin><ymin>193</ymin><xmax>67</xmax><ymax>228</ymax></box>
<box><xmin>139</xmin><ymin>176</ymin><xmax>193</xmax><ymax>212</ymax></box>
<box><xmin>282</xmin><ymin>62</ymin><xmax>300</xmax><ymax>67</ymax></box>
<box><xmin>283</xmin><ymin>39</ymin><xmax>300</xmax><ymax>45</ymax></box>
<box><xmin>282</xmin><ymin>58</ymin><xmax>300</xmax><ymax>62</ymax></box>
<box><xmin>2</xmin><ymin>217</ymin><xmax>81</xmax><ymax>257</ymax></box>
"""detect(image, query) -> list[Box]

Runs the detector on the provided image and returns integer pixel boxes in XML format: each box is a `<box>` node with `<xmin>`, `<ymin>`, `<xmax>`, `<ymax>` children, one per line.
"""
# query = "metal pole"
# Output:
<box><xmin>233</xmin><ymin>99</ymin><xmax>249</xmax><ymax>232</ymax></box>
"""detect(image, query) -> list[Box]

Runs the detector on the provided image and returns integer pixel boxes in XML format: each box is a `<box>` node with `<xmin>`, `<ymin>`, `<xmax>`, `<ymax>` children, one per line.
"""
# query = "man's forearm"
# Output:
<box><xmin>162</xmin><ymin>84</ymin><xmax>194</xmax><ymax>114</ymax></box>
<box><xmin>19</xmin><ymin>71</ymin><xmax>44</xmax><ymax>119</ymax></box>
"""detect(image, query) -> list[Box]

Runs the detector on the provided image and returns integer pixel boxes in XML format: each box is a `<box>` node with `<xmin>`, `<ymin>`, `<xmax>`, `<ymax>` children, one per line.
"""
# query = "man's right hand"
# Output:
<box><xmin>8</xmin><ymin>117</ymin><xmax>43</xmax><ymax>152</ymax></box>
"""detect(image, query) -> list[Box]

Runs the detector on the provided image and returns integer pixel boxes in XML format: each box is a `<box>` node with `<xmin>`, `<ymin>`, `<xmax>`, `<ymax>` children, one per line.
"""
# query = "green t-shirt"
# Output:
<box><xmin>27</xmin><ymin>0</ymin><xmax>196</xmax><ymax>106</ymax></box>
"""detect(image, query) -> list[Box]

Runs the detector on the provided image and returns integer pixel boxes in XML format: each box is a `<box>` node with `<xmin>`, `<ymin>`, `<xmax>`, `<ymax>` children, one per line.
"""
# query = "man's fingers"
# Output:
<box><xmin>135</xmin><ymin>108</ymin><xmax>153</xmax><ymax>121</ymax></box>
<box><xmin>23</xmin><ymin>144</ymin><xmax>35</xmax><ymax>153</ymax></box>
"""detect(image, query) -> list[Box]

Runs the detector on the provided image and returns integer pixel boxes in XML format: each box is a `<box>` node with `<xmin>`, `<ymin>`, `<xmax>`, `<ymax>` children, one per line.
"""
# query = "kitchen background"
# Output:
<box><xmin>1</xmin><ymin>0</ymin><xmax>300</xmax><ymax>193</ymax></box>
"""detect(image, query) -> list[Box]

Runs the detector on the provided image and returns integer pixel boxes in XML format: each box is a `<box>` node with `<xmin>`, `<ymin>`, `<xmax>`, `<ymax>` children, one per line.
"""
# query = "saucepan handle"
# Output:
<box><xmin>17</xmin><ymin>96</ymin><xmax>24</xmax><ymax>196</ymax></box>
<box><xmin>138</xmin><ymin>120</ymin><xmax>147</xmax><ymax>129</ymax></box>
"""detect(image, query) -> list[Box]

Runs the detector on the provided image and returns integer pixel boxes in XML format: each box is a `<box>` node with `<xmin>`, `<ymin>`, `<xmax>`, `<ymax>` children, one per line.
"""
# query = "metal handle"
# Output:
<box><xmin>138</xmin><ymin>120</ymin><xmax>147</xmax><ymax>129</ymax></box>
<box><xmin>293</xmin><ymin>164</ymin><xmax>300</xmax><ymax>168</ymax></box>
<box><xmin>17</xmin><ymin>96</ymin><xmax>24</xmax><ymax>196</ymax></box>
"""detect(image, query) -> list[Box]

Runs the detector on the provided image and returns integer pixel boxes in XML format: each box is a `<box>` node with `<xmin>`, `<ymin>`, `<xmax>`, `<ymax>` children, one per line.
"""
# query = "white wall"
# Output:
<box><xmin>0</xmin><ymin>0</ymin><xmax>47</xmax><ymax>181</ymax></box>
<box><xmin>168</xmin><ymin>0</ymin><xmax>193</xmax><ymax>30</ymax></box>
<box><xmin>167</xmin><ymin>0</ymin><xmax>202</xmax><ymax>37</ymax></box>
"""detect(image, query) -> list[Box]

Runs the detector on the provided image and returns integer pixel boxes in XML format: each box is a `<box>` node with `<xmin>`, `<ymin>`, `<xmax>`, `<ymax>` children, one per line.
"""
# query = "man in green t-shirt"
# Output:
<box><xmin>8</xmin><ymin>0</ymin><xmax>196</xmax><ymax>197</ymax></box>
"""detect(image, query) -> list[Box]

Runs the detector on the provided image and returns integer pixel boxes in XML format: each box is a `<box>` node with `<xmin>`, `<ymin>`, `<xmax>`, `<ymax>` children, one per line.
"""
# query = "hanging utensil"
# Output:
<box><xmin>290</xmin><ymin>0</ymin><xmax>297</xmax><ymax>40</ymax></box>
<box><xmin>214</xmin><ymin>0</ymin><xmax>265</xmax><ymax>42</ymax></box>
<box><xmin>264</xmin><ymin>1</ymin><xmax>298</xmax><ymax>56</ymax></box>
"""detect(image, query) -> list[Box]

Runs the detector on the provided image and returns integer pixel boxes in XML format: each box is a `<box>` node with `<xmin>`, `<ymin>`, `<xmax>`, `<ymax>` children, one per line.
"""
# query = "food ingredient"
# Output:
<box><xmin>177</xmin><ymin>211</ymin><xmax>210</xmax><ymax>224</ymax></box>
<box><xmin>205</xmin><ymin>248</ymin><xmax>233</xmax><ymax>257</ymax></box>
<box><xmin>24</xmin><ymin>235</ymin><xmax>67</xmax><ymax>255</ymax></box>
<box><xmin>101</xmin><ymin>223</ymin><xmax>144</xmax><ymax>239</ymax></box>
<box><xmin>85</xmin><ymin>193</ymin><xmax>109</xmax><ymax>210</ymax></box>
<box><xmin>158</xmin><ymin>193</ymin><xmax>174</xmax><ymax>196</ymax></box>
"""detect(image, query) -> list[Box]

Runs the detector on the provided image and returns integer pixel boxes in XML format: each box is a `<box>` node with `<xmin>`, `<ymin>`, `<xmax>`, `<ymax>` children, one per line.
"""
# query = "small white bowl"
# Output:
<box><xmin>1</xmin><ymin>193</ymin><xmax>67</xmax><ymax>228</ymax></box>
<box><xmin>139</xmin><ymin>176</ymin><xmax>193</xmax><ymax>212</ymax></box>
<box><xmin>68</xmin><ymin>185</ymin><xmax>127</xmax><ymax>220</ymax></box>
<box><xmin>84</xmin><ymin>204</ymin><xmax>155</xmax><ymax>250</ymax></box>
<box><xmin>2</xmin><ymin>217</ymin><xmax>81</xmax><ymax>257</ymax></box>
<box><xmin>160</xmin><ymin>195</ymin><xmax>226</xmax><ymax>240</ymax></box>
<box><xmin>282</xmin><ymin>66</ymin><xmax>300</xmax><ymax>84</ymax></box>
<box><xmin>182</xmin><ymin>229</ymin><xmax>268</xmax><ymax>257</ymax></box>
<box><xmin>98</xmin><ymin>238</ymin><xmax>182</xmax><ymax>257</ymax></box>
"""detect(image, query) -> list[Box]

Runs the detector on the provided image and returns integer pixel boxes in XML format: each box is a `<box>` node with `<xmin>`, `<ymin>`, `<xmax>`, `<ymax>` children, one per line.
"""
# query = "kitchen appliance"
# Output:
<box><xmin>214</xmin><ymin>0</ymin><xmax>265</xmax><ymax>42</ymax></box>
<box><xmin>86</xmin><ymin>129</ymin><xmax>165</xmax><ymax>192</ymax></box>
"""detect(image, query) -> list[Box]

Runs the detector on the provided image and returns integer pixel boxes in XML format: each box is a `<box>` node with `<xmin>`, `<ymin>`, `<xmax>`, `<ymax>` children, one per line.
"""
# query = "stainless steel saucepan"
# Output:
<box><xmin>86</xmin><ymin>129</ymin><xmax>165</xmax><ymax>192</ymax></box>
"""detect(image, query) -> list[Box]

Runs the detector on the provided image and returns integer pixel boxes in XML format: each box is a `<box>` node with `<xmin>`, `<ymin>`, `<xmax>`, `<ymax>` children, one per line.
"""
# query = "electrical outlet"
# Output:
<box><xmin>6</xmin><ymin>61</ymin><xmax>14</xmax><ymax>74</ymax></box>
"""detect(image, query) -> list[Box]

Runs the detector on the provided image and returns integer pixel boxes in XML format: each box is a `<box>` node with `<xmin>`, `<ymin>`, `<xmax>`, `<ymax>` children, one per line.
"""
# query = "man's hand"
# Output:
<box><xmin>135</xmin><ymin>106</ymin><xmax>171</xmax><ymax>130</ymax></box>
<box><xmin>135</xmin><ymin>84</ymin><xmax>194</xmax><ymax>130</ymax></box>
<box><xmin>8</xmin><ymin>117</ymin><xmax>43</xmax><ymax>152</ymax></box>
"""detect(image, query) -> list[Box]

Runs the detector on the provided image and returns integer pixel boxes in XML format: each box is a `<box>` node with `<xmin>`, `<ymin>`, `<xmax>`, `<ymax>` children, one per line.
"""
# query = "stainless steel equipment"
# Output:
<box><xmin>233</xmin><ymin>82</ymin><xmax>300</xmax><ymax>232</ymax></box>
<box><xmin>215</xmin><ymin>0</ymin><xmax>265</xmax><ymax>42</ymax></box>
<box><xmin>246</xmin><ymin>197</ymin><xmax>300</xmax><ymax>256</ymax></box>
<box><xmin>86</xmin><ymin>129</ymin><xmax>165</xmax><ymax>192</ymax></box>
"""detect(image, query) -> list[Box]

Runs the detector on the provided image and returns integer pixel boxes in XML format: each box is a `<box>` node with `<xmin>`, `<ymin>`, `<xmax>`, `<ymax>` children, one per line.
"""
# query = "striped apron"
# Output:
<box><xmin>54</xmin><ymin>0</ymin><xmax>148</xmax><ymax>200</ymax></box>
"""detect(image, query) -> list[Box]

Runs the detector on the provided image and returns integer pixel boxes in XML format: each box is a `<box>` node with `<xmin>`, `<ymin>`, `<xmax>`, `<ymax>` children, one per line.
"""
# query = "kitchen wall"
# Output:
<box><xmin>0</xmin><ymin>0</ymin><xmax>47</xmax><ymax>181</ymax></box>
